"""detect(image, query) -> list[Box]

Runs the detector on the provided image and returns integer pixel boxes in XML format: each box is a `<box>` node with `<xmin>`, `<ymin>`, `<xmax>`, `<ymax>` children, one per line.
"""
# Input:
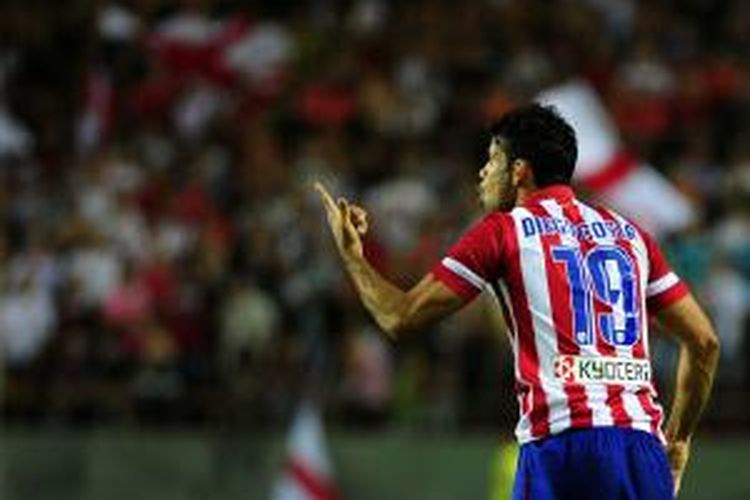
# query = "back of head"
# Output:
<box><xmin>490</xmin><ymin>104</ymin><xmax>578</xmax><ymax>187</ymax></box>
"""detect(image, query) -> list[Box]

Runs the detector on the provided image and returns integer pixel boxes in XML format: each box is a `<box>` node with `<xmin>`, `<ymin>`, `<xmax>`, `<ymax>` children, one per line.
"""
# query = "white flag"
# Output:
<box><xmin>537</xmin><ymin>80</ymin><xmax>695</xmax><ymax>236</ymax></box>
<box><xmin>270</xmin><ymin>403</ymin><xmax>338</xmax><ymax>500</ymax></box>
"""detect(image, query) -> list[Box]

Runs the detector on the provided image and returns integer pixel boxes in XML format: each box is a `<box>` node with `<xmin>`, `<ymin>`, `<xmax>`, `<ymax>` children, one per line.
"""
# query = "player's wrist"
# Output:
<box><xmin>341</xmin><ymin>248</ymin><xmax>365</xmax><ymax>271</ymax></box>
<box><xmin>665</xmin><ymin>429</ymin><xmax>692</xmax><ymax>447</ymax></box>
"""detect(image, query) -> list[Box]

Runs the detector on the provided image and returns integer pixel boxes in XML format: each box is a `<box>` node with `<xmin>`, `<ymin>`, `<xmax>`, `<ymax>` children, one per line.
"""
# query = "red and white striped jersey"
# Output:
<box><xmin>432</xmin><ymin>185</ymin><xmax>688</xmax><ymax>444</ymax></box>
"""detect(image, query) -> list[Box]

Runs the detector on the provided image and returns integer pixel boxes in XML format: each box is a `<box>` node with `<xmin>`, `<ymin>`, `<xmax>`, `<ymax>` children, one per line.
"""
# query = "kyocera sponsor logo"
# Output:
<box><xmin>553</xmin><ymin>355</ymin><xmax>651</xmax><ymax>385</ymax></box>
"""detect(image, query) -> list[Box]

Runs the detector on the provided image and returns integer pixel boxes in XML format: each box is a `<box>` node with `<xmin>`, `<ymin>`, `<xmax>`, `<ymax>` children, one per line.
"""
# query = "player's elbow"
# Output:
<box><xmin>688</xmin><ymin>325</ymin><xmax>720</xmax><ymax>362</ymax></box>
<box><xmin>380</xmin><ymin>315</ymin><xmax>413</xmax><ymax>341</ymax></box>
<box><xmin>379</xmin><ymin>308</ymin><xmax>421</xmax><ymax>341</ymax></box>
<box><xmin>376</xmin><ymin>288</ymin><xmax>451</xmax><ymax>340</ymax></box>
<box><xmin>701</xmin><ymin>330</ymin><xmax>720</xmax><ymax>360</ymax></box>
<box><xmin>380</xmin><ymin>319</ymin><xmax>403</xmax><ymax>340</ymax></box>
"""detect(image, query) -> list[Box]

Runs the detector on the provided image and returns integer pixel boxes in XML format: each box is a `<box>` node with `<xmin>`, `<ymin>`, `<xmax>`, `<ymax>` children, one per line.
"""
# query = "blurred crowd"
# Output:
<box><xmin>0</xmin><ymin>0</ymin><xmax>748</xmax><ymax>432</ymax></box>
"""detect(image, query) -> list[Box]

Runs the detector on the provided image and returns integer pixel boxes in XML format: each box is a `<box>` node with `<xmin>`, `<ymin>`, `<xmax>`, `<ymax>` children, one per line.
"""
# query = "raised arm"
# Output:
<box><xmin>655</xmin><ymin>293</ymin><xmax>720</xmax><ymax>495</ymax></box>
<box><xmin>314</xmin><ymin>182</ymin><xmax>465</xmax><ymax>340</ymax></box>
<box><xmin>338</xmin><ymin>259</ymin><xmax>465</xmax><ymax>339</ymax></box>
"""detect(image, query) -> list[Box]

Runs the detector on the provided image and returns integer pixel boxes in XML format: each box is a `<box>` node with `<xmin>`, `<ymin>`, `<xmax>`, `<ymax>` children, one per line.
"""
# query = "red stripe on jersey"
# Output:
<box><xmin>606</xmin><ymin>385</ymin><xmax>632</xmax><ymax>426</ymax></box>
<box><xmin>505</xmin><ymin>216</ymin><xmax>550</xmax><ymax>438</ymax></box>
<box><xmin>648</xmin><ymin>282</ymin><xmax>689</xmax><ymax>311</ymax></box>
<box><xmin>636</xmin><ymin>386</ymin><xmax>664</xmax><ymax>435</ymax></box>
<box><xmin>560</xmin><ymin>199</ymin><xmax>630</xmax><ymax>426</ymax></box>
<box><xmin>497</xmin><ymin>288</ymin><xmax>533</xmax><ymax>417</ymax></box>
<box><xmin>493</xmin><ymin>283</ymin><xmax>531</xmax><ymax>417</ymax></box>
<box><xmin>432</xmin><ymin>264</ymin><xmax>481</xmax><ymax>300</ymax></box>
<box><xmin>637</xmin><ymin>224</ymin><xmax>691</xmax><ymax>313</ymax></box>
<box><xmin>526</xmin><ymin>203</ymin><xmax>593</xmax><ymax>429</ymax></box>
<box><xmin>520</xmin><ymin>382</ymin><xmax>531</xmax><ymax>416</ymax></box>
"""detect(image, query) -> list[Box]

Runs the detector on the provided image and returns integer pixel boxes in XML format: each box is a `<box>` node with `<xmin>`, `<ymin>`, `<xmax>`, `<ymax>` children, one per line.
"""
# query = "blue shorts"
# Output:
<box><xmin>512</xmin><ymin>427</ymin><xmax>673</xmax><ymax>500</ymax></box>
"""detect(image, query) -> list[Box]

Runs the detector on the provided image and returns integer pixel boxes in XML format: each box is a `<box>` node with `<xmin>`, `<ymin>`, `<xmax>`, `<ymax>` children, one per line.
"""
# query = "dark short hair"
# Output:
<box><xmin>490</xmin><ymin>104</ymin><xmax>578</xmax><ymax>187</ymax></box>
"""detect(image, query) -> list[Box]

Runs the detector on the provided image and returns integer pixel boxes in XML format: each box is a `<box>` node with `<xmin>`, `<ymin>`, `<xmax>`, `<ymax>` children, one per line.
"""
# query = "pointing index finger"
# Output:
<box><xmin>314</xmin><ymin>181</ymin><xmax>337</xmax><ymax>213</ymax></box>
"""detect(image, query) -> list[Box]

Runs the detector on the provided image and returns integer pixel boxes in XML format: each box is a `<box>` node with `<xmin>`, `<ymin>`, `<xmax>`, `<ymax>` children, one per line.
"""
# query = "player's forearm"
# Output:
<box><xmin>341</xmin><ymin>253</ymin><xmax>409</xmax><ymax>339</ymax></box>
<box><xmin>665</xmin><ymin>337</ymin><xmax>719</xmax><ymax>442</ymax></box>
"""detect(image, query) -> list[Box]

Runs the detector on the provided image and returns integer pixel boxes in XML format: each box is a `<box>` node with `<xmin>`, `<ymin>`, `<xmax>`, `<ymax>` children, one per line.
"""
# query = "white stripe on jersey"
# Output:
<box><xmin>584</xmin><ymin>384</ymin><xmax>615</xmax><ymax>427</ymax></box>
<box><xmin>441</xmin><ymin>257</ymin><xmax>486</xmax><ymax>290</ymax></box>
<box><xmin>512</xmin><ymin>207</ymin><xmax>571</xmax><ymax>438</ymax></box>
<box><xmin>646</xmin><ymin>272</ymin><xmax>679</xmax><ymax>297</ymax></box>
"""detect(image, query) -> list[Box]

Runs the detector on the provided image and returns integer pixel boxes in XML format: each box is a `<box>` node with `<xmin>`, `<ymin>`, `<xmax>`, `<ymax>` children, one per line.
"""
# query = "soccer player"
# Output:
<box><xmin>315</xmin><ymin>104</ymin><xmax>719</xmax><ymax>499</ymax></box>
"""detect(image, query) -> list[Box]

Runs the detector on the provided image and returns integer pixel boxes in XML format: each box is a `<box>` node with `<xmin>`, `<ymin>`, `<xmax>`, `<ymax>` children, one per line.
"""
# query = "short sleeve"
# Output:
<box><xmin>641</xmin><ymin>229</ymin><xmax>690</xmax><ymax>312</ymax></box>
<box><xmin>431</xmin><ymin>213</ymin><xmax>508</xmax><ymax>301</ymax></box>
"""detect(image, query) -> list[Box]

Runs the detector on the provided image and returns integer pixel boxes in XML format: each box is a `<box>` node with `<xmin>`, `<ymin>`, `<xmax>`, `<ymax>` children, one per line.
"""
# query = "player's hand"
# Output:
<box><xmin>314</xmin><ymin>181</ymin><xmax>367</xmax><ymax>258</ymax></box>
<box><xmin>666</xmin><ymin>438</ymin><xmax>690</xmax><ymax>497</ymax></box>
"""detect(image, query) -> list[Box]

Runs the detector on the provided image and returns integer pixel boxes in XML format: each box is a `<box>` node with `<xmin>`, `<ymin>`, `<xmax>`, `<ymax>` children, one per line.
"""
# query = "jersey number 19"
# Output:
<box><xmin>552</xmin><ymin>246</ymin><xmax>640</xmax><ymax>347</ymax></box>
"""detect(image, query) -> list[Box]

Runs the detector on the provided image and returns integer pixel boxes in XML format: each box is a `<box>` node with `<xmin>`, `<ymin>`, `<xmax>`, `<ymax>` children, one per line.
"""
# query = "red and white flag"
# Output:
<box><xmin>271</xmin><ymin>403</ymin><xmax>338</xmax><ymax>500</ymax></box>
<box><xmin>536</xmin><ymin>80</ymin><xmax>695</xmax><ymax>236</ymax></box>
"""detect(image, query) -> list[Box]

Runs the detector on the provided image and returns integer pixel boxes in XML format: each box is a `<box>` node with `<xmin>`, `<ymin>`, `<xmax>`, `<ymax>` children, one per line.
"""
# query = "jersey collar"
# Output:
<box><xmin>521</xmin><ymin>184</ymin><xmax>575</xmax><ymax>207</ymax></box>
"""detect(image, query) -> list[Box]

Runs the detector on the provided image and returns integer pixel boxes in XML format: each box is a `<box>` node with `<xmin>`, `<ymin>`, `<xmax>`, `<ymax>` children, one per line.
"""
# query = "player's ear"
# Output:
<box><xmin>512</xmin><ymin>159</ymin><xmax>535</xmax><ymax>187</ymax></box>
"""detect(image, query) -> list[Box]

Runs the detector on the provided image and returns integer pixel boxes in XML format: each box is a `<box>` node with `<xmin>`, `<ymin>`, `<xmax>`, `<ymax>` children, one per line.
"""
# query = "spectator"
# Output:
<box><xmin>0</xmin><ymin>0</ymin><xmax>748</xmax><ymax>432</ymax></box>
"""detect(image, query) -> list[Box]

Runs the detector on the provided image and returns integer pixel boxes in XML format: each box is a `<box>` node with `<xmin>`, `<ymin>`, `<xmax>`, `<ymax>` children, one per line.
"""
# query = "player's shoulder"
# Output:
<box><xmin>459</xmin><ymin>211</ymin><xmax>516</xmax><ymax>252</ymax></box>
<box><xmin>482</xmin><ymin>210</ymin><xmax>514</xmax><ymax>225</ymax></box>
<box><xmin>475</xmin><ymin>211</ymin><xmax>520</xmax><ymax>238</ymax></box>
<box><xmin>583</xmin><ymin>200</ymin><xmax>645</xmax><ymax>239</ymax></box>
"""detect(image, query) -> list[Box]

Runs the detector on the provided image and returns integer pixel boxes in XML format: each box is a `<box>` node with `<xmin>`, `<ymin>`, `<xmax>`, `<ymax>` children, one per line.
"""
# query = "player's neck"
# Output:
<box><xmin>515</xmin><ymin>185</ymin><xmax>536</xmax><ymax>207</ymax></box>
